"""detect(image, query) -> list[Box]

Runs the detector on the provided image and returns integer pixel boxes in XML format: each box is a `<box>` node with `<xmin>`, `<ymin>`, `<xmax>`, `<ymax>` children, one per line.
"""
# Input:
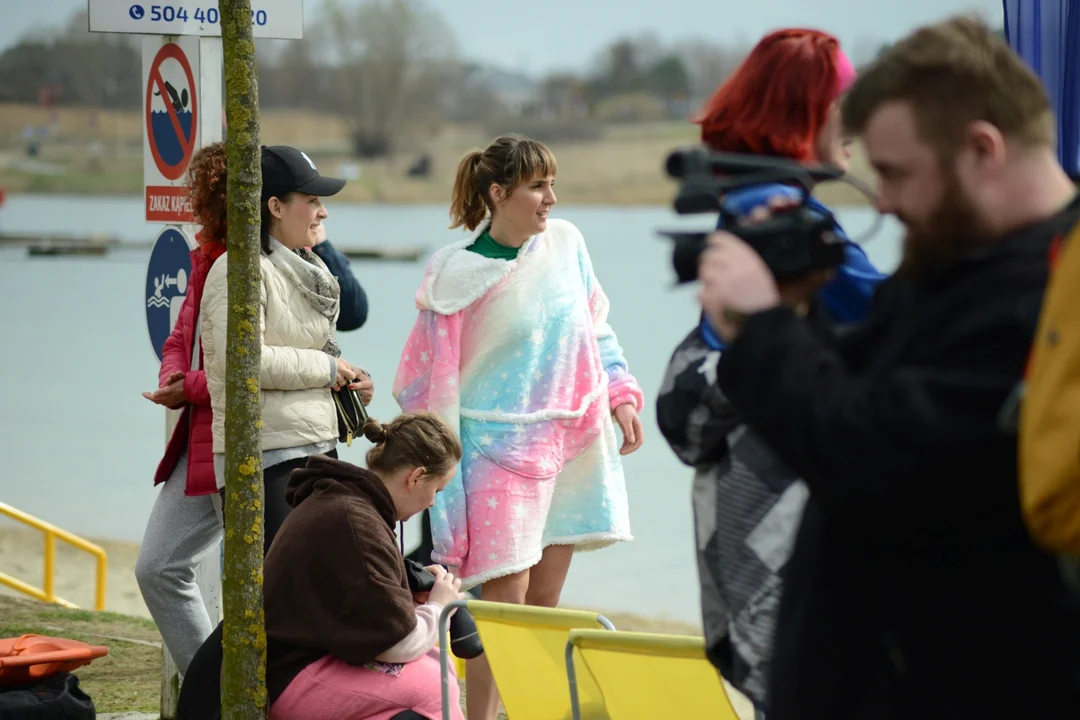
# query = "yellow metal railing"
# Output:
<box><xmin>0</xmin><ymin>501</ymin><xmax>107</xmax><ymax>611</ymax></box>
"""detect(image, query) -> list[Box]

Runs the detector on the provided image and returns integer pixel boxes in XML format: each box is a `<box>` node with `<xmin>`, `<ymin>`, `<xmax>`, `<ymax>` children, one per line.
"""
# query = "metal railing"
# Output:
<box><xmin>0</xmin><ymin>501</ymin><xmax>108</xmax><ymax>611</ymax></box>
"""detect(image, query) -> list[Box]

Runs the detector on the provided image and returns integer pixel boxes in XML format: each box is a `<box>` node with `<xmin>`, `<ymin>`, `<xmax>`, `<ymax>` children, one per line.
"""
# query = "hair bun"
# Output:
<box><xmin>362</xmin><ymin>419</ymin><xmax>389</xmax><ymax>444</ymax></box>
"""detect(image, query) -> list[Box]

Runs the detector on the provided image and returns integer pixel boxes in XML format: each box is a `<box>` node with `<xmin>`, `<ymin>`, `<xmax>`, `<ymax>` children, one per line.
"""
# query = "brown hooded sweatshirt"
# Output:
<box><xmin>264</xmin><ymin>455</ymin><xmax>416</xmax><ymax>704</ymax></box>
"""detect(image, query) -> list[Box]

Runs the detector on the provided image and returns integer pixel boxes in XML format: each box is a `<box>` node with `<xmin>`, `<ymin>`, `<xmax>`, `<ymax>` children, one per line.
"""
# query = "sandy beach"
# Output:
<box><xmin>0</xmin><ymin>524</ymin><xmax>150</xmax><ymax>617</ymax></box>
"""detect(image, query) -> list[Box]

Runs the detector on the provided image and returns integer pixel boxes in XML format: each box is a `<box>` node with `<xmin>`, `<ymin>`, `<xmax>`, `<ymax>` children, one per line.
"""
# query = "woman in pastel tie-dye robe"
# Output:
<box><xmin>393</xmin><ymin>212</ymin><xmax>644</xmax><ymax>588</ymax></box>
<box><xmin>395</xmin><ymin>134</ymin><xmax>644</xmax><ymax>720</ymax></box>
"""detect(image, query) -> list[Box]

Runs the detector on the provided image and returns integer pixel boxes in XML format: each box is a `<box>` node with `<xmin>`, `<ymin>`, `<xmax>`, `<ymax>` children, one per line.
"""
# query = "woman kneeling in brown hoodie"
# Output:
<box><xmin>265</xmin><ymin>411</ymin><xmax>466</xmax><ymax>720</ymax></box>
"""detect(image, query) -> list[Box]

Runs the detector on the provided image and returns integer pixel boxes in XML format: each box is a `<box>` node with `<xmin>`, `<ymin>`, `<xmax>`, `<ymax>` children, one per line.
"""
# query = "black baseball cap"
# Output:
<box><xmin>261</xmin><ymin>145</ymin><xmax>346</xmax><ymax>201</ymax></box>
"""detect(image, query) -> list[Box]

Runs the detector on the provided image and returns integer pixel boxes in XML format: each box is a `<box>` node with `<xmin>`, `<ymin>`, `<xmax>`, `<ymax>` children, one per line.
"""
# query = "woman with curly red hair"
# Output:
<box><xmin>135</xmin><ymin>142</ymin><xmax>231</xmax><ymax>675</ymax></box>
<box><xmin>657</xmin><ymin>29</ymin><xmax>886</xmax><ymax>719</ymax></box>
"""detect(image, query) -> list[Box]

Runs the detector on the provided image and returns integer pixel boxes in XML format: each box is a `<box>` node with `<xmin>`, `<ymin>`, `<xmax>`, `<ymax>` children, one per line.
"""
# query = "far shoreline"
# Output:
<box><xmin>0</xmin><ymin>104</ymin><xmax>879</xmax><ymax>210</ymax></box>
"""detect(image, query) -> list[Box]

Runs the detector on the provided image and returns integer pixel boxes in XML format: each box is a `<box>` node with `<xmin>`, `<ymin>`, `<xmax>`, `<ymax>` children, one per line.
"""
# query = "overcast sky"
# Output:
<box><xmin>11</xmin><ymin>0</ymin><xmax>1005</xmax><ymax>75</ymax></box>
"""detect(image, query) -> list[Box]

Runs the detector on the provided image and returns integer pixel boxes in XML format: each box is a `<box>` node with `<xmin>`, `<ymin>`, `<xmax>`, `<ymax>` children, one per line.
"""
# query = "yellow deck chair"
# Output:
<box><xmin>566</xmin><ymin>629</ymin><xmax>742</xmax><ymax>720</ymax></box>
<box><xmin>438</xmin><ymin>599</ymin><xmax>615</xmax><ymax>720</ymax></box>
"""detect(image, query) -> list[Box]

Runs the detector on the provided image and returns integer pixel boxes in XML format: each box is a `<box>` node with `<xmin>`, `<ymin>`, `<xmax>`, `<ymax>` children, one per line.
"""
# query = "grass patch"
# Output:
<box><xmin>6</xmin><ymin>167</ymin><xmax>145</xmax><ymax>195</ymax></box>
<box><xmin>0</xmin><ymin>140</ymin><xmax>143</xmax><ymax>196</ymax></box>
<box><xmin>0</xmin><ymin>595</ymin><xmax>161</xmax><ymax>713</ymax></box>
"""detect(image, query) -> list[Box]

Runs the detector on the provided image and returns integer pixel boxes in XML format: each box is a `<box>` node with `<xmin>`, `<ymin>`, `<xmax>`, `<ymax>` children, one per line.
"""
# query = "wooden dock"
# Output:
<box><xmin>27</xmin><ymin>243</ymin><xmax>110</xmax><ymax>257</ymax></box>
<box><xmin>0</xmin><ymin>233</ymin><xmax>427</xmax><ymax>262</ymax></box>
<box><xmin>337</xmin><ymin>245</ymin><xmax>428</xmax><ymax>262</ymax></box>
<box><xmin>0</xmin><ymin>233</ymin><xmax>119</xmax><ymax>257</ymax></box>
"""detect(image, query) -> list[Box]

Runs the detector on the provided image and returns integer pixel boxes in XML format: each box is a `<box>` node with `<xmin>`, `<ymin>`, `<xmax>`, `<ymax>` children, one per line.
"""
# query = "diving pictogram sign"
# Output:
<box><xmin>143</xmin><ymin>37</ymin><xmax>201</xmax><ymax>224</ymax></box>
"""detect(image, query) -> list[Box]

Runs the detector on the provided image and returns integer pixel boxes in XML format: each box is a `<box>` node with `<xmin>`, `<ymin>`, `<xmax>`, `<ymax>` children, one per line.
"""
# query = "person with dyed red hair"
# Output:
<box><xmin>657</xmin><ymin>29</ymin><xmax>885</xmax><ymax>719</ymax></box>
<box><xmin>696</xmin><ymin>27</ymin><xmax>883</xmax><ymax>329</ymax></box>
<box><xmin>699</xmin><ymin>28</ymin><xmax>853</xmax><ymax>163</ymax></box>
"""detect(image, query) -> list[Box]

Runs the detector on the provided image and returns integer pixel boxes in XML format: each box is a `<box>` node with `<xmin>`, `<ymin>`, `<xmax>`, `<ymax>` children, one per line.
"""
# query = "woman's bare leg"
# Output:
<box><xmin>465</xmin><ymin>569</ymin><xmax>529</xmax><ymax>720</ymax></box>
<box><xmin>464</xmin><ymin>545</ymin><xmax>576</xmax><ymax>720</ymax></box>
<box><xmin>524</xmin><ymin>544</ymin><xmax>574</xmax><ymax>608</ymax></box>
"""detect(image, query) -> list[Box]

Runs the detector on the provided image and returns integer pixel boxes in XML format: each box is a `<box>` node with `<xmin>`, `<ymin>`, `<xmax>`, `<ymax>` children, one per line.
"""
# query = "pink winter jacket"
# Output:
<box><xmin>153</xmin><ymin>236</ymin><xmax>225</xmax><ymax>496</ymax></box>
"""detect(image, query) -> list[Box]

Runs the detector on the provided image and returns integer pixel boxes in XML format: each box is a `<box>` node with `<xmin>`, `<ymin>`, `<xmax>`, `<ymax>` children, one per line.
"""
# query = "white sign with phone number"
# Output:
<box><xmin>88</xmin><ymin>0</ymin><xmax>304</xmax><ymax>40</ymax></box>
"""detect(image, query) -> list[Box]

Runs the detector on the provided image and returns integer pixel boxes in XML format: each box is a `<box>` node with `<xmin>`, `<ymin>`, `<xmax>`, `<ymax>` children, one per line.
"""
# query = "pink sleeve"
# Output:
<box><xmin>589</xmin><ymin>286</ymin><xmax>645</xmax><ymax>413</ymax></box>
<box><xmin>158</xmin><ymin>292</ymin><xmax>195</xmax><ymax>385</ymax></box>
<box><xmin>374</xmin><ymin>602</ymin><xmax>443</xmax><ymax>664</ymax></box>
<box><xmin>393</xmin><ymin>310</ymin><xmax>463</xmax><ymax>419</ymax></box>
<box><xmin>183</xmin><ymin>369</ymin><xmax>211</xmax><ymax>407</ymax></box>
<box><xmin>393</xmin><ymin>310</ymin><xmax>468</xmax><ymax>568</ymax></box>
<box><xmin>577</xmin><ymin>230</ymin><xmax>643</xmax><ymax>413</ymax></box>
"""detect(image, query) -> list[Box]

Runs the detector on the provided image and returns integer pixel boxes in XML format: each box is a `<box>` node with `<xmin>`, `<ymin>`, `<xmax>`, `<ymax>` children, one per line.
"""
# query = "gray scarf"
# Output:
<box><xmin>266</xmin><ymin>236</ymin><xmax>341</xmax><ymax>358</ymax></box>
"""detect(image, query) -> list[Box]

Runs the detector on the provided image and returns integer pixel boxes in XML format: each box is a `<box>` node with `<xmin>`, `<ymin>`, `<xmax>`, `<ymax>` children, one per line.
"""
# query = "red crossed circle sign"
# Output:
<box><xmin>145</xmin><ymin>43</ymin><xmax>199</xmax><ymax>182</ymax></box>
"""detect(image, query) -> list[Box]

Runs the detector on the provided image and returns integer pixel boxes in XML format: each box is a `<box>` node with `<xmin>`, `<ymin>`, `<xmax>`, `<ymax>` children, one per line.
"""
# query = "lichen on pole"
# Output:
<box><xmin>219</xmin><ymin>0</ymin><xmax>266</xmax><ymax>717</ymax></box>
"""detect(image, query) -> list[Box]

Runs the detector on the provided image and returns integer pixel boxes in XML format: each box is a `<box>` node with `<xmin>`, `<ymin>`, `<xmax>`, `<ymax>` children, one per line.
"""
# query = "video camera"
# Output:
<box><xmin>403</xmin><ymin>558</ymin><xmax>484</xmax><ymax>660</ymax></box>
<box><xmin>660</xmin><ymin>148</ymin><xmax>849</xmax><ymax>284</ymax></box>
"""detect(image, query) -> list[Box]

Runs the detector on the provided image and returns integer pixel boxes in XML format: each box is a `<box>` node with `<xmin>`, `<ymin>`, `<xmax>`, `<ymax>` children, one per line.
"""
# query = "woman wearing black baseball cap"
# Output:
<box><xmin>264</xmin><ymin>145</ymin><xmax>370</xmax><ymax>332</ymax></box>
<box><xmin>257</xmin><ymin>145</ymin><xmax>345</xmax><ymax>250</ymax></box>
<box><xmin>199</xmin><ymin>144</ymin><xmax>372</xmax><ymax>553</ymax></box>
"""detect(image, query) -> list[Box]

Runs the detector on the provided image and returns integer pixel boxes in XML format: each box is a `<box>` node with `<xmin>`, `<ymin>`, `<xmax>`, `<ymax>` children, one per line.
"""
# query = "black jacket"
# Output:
<box><xmin>717</xmin><ymin>199</ymin><xmax>1080</xmax><ymax>719</ymax></box>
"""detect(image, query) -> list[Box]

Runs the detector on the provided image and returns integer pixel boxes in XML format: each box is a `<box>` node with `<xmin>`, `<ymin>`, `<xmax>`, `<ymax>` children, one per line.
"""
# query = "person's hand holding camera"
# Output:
<box><xmin>699</xmin><ymin>196</ymin><xmax>833</xmax><ymax>342</ymax></box>
<box><xmin>778</xmin><ymin>272</ymin><xmax>834</xmax><ymax>313</ymax></box>
<box><xmin>426</xmin><ymin>564</ymin><xmax>463</xmax><ymax>607</ymax></box>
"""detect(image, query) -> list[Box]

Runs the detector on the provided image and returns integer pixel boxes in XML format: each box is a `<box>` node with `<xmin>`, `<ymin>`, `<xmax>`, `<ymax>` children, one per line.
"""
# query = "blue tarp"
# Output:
<box><xmin>1003</xmin><ymin>0</ymin><xmax>1080</xmax><ymax>175</ymax></box>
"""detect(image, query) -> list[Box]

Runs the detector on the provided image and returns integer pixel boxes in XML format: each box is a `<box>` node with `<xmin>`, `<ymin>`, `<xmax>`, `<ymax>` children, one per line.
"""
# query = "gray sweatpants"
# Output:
<box><xmin>135</xmin><ymin>451</ymin><xmax>222</xmax><ymax>674</ymax></box>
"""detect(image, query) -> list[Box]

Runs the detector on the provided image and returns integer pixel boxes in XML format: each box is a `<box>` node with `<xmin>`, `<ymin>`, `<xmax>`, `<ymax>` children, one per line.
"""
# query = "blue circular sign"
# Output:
<box><xmin>129</xmin><ymin>4</ymin><xmax>145</xmax><ymax>20</ymax></box>
<box><xmin>146</xmin><ymin>227</ymin><xmax>193</xmax><ymax>362</ymax></box>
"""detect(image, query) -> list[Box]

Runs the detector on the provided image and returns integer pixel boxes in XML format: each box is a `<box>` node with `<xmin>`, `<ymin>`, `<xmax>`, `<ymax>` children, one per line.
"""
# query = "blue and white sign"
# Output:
<box><xmin>146</xmin><ymin>226</ymin><xmax>194</xmax><ymax>362</ymax></box>
<box><xmin>88</xmin><ymin>0</ymin><xmax>304</xmax><ymax>40</ymax></box>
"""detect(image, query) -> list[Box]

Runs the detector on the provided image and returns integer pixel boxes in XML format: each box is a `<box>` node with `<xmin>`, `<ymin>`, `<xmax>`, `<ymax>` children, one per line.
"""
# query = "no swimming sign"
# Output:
<box><xmin>142</xmin><ymin>36</ymin><xmax>200</xmax><ymax>223</ymax></box>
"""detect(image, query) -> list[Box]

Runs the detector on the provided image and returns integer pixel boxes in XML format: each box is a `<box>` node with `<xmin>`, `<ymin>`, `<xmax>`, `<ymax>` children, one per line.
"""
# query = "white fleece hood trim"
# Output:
<box><xmin>417</xmin><ymin>217</ymin><xmax>539</xmax><ymax>315</ymax></box>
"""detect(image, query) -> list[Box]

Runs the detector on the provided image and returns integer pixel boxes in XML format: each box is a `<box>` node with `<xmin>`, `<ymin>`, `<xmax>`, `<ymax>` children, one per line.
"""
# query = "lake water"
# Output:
<box><xmin>0</xmin><ymin>193</ymin><xmax>904</xmax><ymax>623</ymax></box>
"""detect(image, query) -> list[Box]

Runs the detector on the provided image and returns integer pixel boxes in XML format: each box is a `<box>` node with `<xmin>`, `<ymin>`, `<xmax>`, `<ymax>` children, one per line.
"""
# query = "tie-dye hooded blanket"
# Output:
<box><xmin>393</xmin><ymin>217</ymin><xmax>643</xmax><ymax>587</ymax></box>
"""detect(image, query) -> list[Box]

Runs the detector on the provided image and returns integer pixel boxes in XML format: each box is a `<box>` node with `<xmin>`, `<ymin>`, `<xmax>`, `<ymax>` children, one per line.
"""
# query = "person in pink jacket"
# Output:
<box><xmin>135</xmin><ymin>144</ymin><xmax>230</xmax><ymax>674</ymax></box>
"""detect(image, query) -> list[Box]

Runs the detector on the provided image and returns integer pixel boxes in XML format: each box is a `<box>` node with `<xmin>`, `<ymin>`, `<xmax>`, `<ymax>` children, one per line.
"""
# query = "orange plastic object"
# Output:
<box><xmin>0</xmin><ymin>634</ymin><xmax>109</xmax><ymax>684</ymax></box>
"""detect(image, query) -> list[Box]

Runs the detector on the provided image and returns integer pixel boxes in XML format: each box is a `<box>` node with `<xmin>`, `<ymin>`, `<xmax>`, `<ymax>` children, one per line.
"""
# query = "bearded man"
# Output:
<box><xmin>697</xmin><ymin>15</ymin><xmax>1080</xmax><ymax>719</ymax></box>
